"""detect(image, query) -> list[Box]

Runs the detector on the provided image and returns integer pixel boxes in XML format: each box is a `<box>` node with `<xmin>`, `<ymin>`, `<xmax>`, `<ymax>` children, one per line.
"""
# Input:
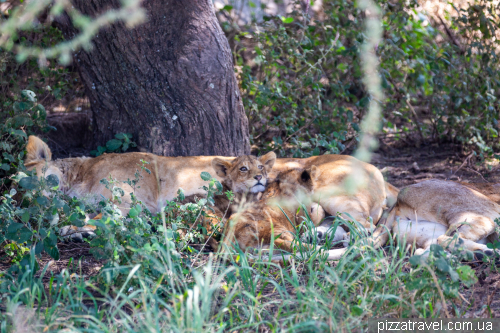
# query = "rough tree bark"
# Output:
<box><xmin>58</xmin><ymin>0</ymin><xmax>250</xmax><ymax>156</ymax></box>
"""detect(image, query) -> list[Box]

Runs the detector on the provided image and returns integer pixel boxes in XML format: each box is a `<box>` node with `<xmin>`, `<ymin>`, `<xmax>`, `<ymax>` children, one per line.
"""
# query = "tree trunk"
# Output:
<box><xmin>58</xmin><ymin>0</ymin><xmax>249</xmax><ymax>156</ymax></box>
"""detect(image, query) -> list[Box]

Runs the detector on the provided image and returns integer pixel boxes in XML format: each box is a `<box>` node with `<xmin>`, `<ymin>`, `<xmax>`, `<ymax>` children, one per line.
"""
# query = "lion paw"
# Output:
<box><xmin>301</xmin><ymin>226</ymin><xmax>349</xmax><ymax>247</ymax></box>
<box><xmin>60</xmin><ymin>225</ymin><xmax>96</xmax><ymax>242</ymax></box>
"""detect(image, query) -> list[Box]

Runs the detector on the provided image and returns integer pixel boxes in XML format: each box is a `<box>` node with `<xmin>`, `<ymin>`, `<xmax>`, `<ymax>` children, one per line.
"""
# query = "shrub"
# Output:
<box><xmin>221</xmin><ymin>0</ymin><xmax>499</xmax><ymax>156</ymax></box>
<box><xmin>0</xmin><ymin>90</ymin><xmax>52</xmax><ymax>192</ymax></box>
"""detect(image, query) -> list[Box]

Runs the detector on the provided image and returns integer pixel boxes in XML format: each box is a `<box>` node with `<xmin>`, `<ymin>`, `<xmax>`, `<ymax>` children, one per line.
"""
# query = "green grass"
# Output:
<box><xmin>0</xmin><ymin>204</ymin><xmax>489</xmax><ymax>332</ymax></box>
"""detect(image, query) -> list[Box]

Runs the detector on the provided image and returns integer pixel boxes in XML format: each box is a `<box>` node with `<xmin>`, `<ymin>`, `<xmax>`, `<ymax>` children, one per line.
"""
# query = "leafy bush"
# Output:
<box><xmin>90</xmin><ymin>133</ymin><xmax>137</xmax><ymax>156</ymax></box>
<box><xmin>406</xmin><ymin>244</ymin><xmax>478</xmax><ymax>317</ymax></box>
<box><xmin>222</xmin><ymin>0</ymin><xmax>499</xmax><ymax>156</ymax></box>
<box><xmin>1</xmin><ymin>172</ymin><xmax>80</xmax><ymax>264</ymax></box>
<box><xmin>0</xmin><ymin>90</ymin><xmax>53</xmax><ymax>192</ymax></box>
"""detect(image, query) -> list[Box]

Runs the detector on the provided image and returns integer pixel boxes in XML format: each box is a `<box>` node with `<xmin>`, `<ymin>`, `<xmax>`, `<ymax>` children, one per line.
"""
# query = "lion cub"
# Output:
<box><xmin>218</xmin><ymin>167</ymin><xmax>328</xmax><ymax>253</ymax></box>
<box><xmin>181</xmin><ymin>152</ymin><xmax>277</xmax><ymax>249</ymax></box>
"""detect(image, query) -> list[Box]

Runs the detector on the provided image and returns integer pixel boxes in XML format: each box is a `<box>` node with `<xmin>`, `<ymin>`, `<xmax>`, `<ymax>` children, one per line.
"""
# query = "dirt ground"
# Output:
<box><xmin>2</xmin><ymin>137</ymin><xmax>500</xmax><ymax>318</ymax></box>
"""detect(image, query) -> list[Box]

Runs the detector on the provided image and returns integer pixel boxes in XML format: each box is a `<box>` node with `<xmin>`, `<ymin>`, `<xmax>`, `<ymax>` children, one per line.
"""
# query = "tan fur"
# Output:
<box><xmin>220</xmin><ymin>167</ymin><xmax>325</xmax><ymax>253</ymax></box>
<box><xmin>25</xmin><ymin>136</ymin><xmax>52</xmax><ymax>167</ymax></box>
<box><xmin>180</xmin><ymin>152</ymin><xmax>277</xmax><ymax>250</ymax></box>
<box><xmin>25</xmin><ymin>136</ymin><xmax>395</xmax><ymax>223</ymax></box>
<box><xmin>371</xmin><ymin>179</ymin><xmax>500</xmax><ymax>257</ymax></box>
<box><xmin>273</xmin><ymin>155</ymin><xmax>394</xmax><ymax>230</ymax></box>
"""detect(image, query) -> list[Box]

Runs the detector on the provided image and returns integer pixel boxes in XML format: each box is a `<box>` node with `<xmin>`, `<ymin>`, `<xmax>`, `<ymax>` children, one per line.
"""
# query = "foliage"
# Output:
<box><xmin>90</xmin><ymin>133</ymin><xmax>137</xmax><ymax>156</ymax></box>
<box><xmin>407</xmin><ymin>244</ymin><xmax>478</xmax><ymax>316</ymax></box>
<box><xmin>221</xmin><ymin>0</ymin><xmax>500</xmax><ymax>157</ymax></box>
<box><xmin>87</xmin><ymin>171</ymin><xmax>224</xmax><ymax>276</ymax></box>
<box><xmin>0</xmin><ymin>90</ymin><xmax>53</xmax><ymax>191</ymax></box>
<box><xmin>1</xmin><ymin>171</ymin><xmax>81</xmax><ymax>264</ymax></box>
<box><xmin>0</xmin><ymin>25</ymin><xmax>78</xmax><ymax>104</ymax></box>
<box><xmin>0</xmin><ymin>207</ymin><xmax>487</xmax><ymax>331</ymax></box>
<box><xmin>0</xmin><ymin>0</ymin><xmax>145</xmax><ymax>64</ymax></box>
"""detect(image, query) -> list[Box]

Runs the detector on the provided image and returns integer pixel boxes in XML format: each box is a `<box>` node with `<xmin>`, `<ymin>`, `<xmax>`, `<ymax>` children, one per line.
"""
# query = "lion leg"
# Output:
<box><xmin>301</xmin><ymin>217</ymin><xmax>349</xmax><ymax>247</ymax></box>
<box><xmin>437</xmin><ymin>214</ymin><xmax>497</xmax><ymax>258</ymax></box>
<box><xmin>60</xmin><ymin>212</ymin><xmax>101</xmax><ymax>242</ymax></box>
<box><xmin>320</xmin><ymin>196</ymin><xmax>374</xmax><ymax>230</ymax></box>
<box><xmin>198</xmin><ymin>207</ymin><xmax>225</xmax><ymax>251</ymax></box>
<box><xmin>368</xmin><ymin>206</ymin><xmax>398</xmax><ymax>248</ymax></box>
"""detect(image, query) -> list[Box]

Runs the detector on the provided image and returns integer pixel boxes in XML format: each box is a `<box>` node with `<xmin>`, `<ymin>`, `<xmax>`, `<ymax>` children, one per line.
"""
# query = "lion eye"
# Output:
<box><xmin>258</xmin><ymin>165</ymin><xmax>263</xmax><ymax>170</ymax></box>
<box><xmin>240</xmin><ymin>167</ymin><xmax>248</xmax><ymax>172</ymax></box>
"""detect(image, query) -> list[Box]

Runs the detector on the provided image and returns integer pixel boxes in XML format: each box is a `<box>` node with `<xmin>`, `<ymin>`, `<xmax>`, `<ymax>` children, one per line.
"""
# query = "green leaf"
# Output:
<box><xmin>54</xmin><ymin>197</ymin><xmax>65</xmax><ymax>209</ymax></box>
<box><xmin>63</xmin><ymin>204</ymin><xmax>70</xmax><ymax>216</ymax></box>
<box><xmin>19</xmin><ymin>176</ymin><xmax>39</xmax><ymax>190</ymax></box>
<box><xmin>0</xmin><ymin>163</ymin><xmax>10</xmax><ymax>171</ymax></box>
<box><xmin>215</xmin><ymin>180</ymin><xmax>223</xmax><ymax>192</ymax></box>
<box><xmin>435</xmin><ymin>257</ymin><xmax>449</xmax><ymax>272</ymax></box>
<box><xmin>45</xmin><ymin>174</ymin><xmax>59</xmax><ymax>188</ymax></box>
<box><xmin>43</xmin><ymin>234</ymin><xmax>60</xmax><ymax>260</ymax></box>
<box><xmin>39</xmin><ymin>228</ymin><xmax>48</xmax><ymax>239</ymax></box>
<box><xmin>36</xmin><ymin>196</ymin><xmax>50</xmax><ymax>207</ymax></box>
<box><xmin>21</xmin><ymin>90</ymin><xmax>37</xmax><ymax>102</ymax></box>
<box><xmin>409</xmin><ymin>255</ymin><xmax>423</xmax><ymax>266</ymax></box>
<box><xmin>106</xmin><ymin>139</ymin><xmax>122</xmax><ymax>151</ymax></box>
<box><xmin>114</xmin><ymin>133</ymin><xmax>127</xmax><ymax>140</ymax></box>
<box><xmin>351</xmin><ymin>305</ymin><xmax>363</xmax><ymax>316</ymax></box>
<box><xmin>21</xmin><ymin>210</ymin><xmax>30</xmax><ymax>223</ymax></box>
<box><xmin>7</xmin><ymin>224</ymin><xmax>32</xmax><ymax>243</ymax></box>
<box><xmin>34</xmin><ymin>104</ymin><xmax>46</xmax><ymax>118</ymax></box>
<box><xmin>7</xmin><ymin>223</ymin><xmax>24</xmax><ymax>234</ymax></box>
<box><xmin>177</xmin><ymin>188</ymin><xmax>185</xmax><ymax>201</ymax></box>
<box><xmin>200</xmin><ymin>172</ymin><xmax>212</xmax><ymax>181</ymax></box>
<box><xmin>128</xmin><ymin>207</ymin><xmax>139</xmax><ymax>218</ymax></box>
<box><xmin>457</xmin><ymin>265</ymin><xmax>478</xmax><ymax>287</ymax></box>
<box><xmin>34</xmin><ymin>241</ymin><xmax>44</xmax><ymax>255</ymax></box>
<box><xmin>281</xmin><ymin>17</ymin><xmax>294</xmax><ymax>24</ymax></box>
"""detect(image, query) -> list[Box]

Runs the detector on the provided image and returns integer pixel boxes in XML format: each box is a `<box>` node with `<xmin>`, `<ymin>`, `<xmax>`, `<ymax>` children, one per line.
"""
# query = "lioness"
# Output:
<box><xmin>370</xmin><ymin>179</ymin><xmax>500</xmax><ymax>257</ymax></box>
<box><xmin>25</xmin><ymin>136</ymin><xmax>397</xmax><ymax>224</ymax></box>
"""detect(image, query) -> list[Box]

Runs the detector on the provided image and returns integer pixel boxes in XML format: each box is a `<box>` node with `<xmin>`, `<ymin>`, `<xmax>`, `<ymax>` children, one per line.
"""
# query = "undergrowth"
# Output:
<box><xmin>0</xmin><ymin>166</ymin><xmax>494</xmax><ymax>332</ymax></box>
<box><xmin>221</xmin><ymin>0</ymin><xmax>500</xmax><ymax>157</ymax></box>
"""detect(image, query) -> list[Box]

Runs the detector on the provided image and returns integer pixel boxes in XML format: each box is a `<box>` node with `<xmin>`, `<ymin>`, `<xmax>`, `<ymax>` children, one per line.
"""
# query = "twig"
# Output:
<box><xmin>465</xmin><ymin>167</ymin><xmax>489</xmax><ymax>183</ymax></box>
<box><xmin>448</xmin><ymin>152</ymin><xmax>473</xmax><ymax>180</ymax></box>
<box><xmin>423</xmin><ymin>262</ymin><xmax>451</xmax><ymax>318</ymax></box>
<box><xmin>339</xmin><ymin>138</ymin><xmax>357</xmax><ymax>155</ymax></box>
<box><xmin>405</xmin><ymin>100</ymin><xmax>425</xmax><ymax>146</ymax></box>
<box><xmin>436</xmin><ymin>15</ymin><xmax>463</xmax><ymax>54</ymax></box>
<box><xmin>47</xmin><ymin>137</ymin><xmax>69</xmax><ymax>156</ymax></box>
<box><xmin>284</xmin><ymin>117</ymin><xmax>318</xmax><ymax>143</ymax></box>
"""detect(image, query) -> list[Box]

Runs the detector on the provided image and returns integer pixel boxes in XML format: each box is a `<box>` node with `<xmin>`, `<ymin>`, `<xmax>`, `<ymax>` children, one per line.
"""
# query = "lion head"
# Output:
<box><xmin>276</xmin><ymin>166</ymin><xmax>322</xmax><ymax>198</ymax></box>
<box><xmin>212</xmin><ymin>152</ymin><xmax>276</xmax><ymax>194</ymax></box>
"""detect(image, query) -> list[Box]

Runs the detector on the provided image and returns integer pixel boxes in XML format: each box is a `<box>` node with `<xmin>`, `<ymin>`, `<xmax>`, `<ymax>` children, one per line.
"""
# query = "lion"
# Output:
<box><xmin>24</xmin><ymin>135</ymin><xmax>234</xmax><ymax>214</ymax></box>
<box><xmin>218</xmin><ymin>166</ymin><xmax>330</xmax><ymax>255</ymax></box>
<box><xmin>25</xmin><ymin>135</ymin><xmax>396</xmax><ymax>217</ymax></box>
<box><xmin>268</xmin><ymin>154</ymin><xmax>399</xmax><ymax>251</ymax></box>
<box><xmin>177</xmin><ymin>152</ymin><xmax>277</xmax><ymax>250</ymax></box>
<box><xmin>361</xmin><ymin>179</ymin><xmax>500</xmax><ymax>260</ymax></box>
<box><xmin>24</xmin><ymin>136</ymin><xmax>397</xmax><ymax>245</ymax></box>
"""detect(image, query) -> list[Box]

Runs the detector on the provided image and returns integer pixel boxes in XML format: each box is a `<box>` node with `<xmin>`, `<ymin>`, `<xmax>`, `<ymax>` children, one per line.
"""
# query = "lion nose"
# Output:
<box><xmin>254</xmin><ymin>175</ymin><xmax>262</xmax><ymax>181</ymax></box>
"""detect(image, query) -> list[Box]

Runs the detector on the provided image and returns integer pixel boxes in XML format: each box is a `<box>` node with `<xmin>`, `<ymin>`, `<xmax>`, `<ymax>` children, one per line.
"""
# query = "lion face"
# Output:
<box><xmin>212</xmin><ymin>152</ymin><xmax>276</xmax><ymax>193</ymax></box>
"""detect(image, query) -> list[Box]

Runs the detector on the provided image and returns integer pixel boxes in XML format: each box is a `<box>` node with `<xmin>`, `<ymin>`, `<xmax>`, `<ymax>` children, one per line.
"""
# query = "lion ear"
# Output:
<box><xmin>310</xmin><ymin>165</ymin><xmax>322</xmax><ymax>180</ymax></box>
<box><xmin>25</xmin><ymin>136</ymin><xmax>52</xmax><ymax>166</ymax></box>
<box><xmin>212</xmin><ymin>158</ymin><xmax>233</xmax><ymax>178</ymax></box>
<box><xmin>258</xmin><ymin>151</ymin><xmax>276</xmax><ymax>171</ymax></box>
<box><xmin>304</xmin><ymin>165</ymin><xmax>321</xmax><ymax>182</ymax></box>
